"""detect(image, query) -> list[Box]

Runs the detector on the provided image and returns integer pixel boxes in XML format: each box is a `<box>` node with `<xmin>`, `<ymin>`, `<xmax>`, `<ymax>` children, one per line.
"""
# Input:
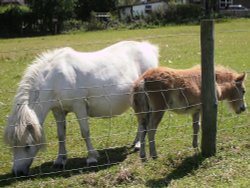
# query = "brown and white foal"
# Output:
<box><xmin>132</xmin><ymin>66</ymin><xmax>247</xmax><ymax>159</ymax></box>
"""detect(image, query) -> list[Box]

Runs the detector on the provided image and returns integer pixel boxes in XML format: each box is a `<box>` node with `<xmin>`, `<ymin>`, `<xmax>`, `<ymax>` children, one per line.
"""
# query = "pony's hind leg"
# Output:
<box><xmin>52</xmin><ymin>109</ymin><xmax>68</xmax><ymax>169</ymax></box>
<box><xmin>192</xmin><ymin>112</ymin><xmax>200</xmax><ymax>148</ymax></box>
<box><xmin>74</xmin><ymin>103</ymin><xmax>99</xmax><ymax>166</ymax></box>
<box><xmin>148</xmin><ymin>111</ymin><xmax>164</xmax><ymax>159</ymax></box>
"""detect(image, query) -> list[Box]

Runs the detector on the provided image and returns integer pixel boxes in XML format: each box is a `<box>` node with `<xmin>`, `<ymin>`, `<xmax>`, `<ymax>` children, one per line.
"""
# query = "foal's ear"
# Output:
<box><xmin>235</xmin><ymin>72</ymin><xmax>247</xmax><ymax>83</ymax></box>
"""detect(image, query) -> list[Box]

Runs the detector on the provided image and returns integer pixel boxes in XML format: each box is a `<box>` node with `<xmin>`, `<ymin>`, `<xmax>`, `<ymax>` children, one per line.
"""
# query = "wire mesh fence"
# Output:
<box><xmin>0</xmin><ymin>28</ymin><xmax>250</xmax><ymax>183</ymax></box>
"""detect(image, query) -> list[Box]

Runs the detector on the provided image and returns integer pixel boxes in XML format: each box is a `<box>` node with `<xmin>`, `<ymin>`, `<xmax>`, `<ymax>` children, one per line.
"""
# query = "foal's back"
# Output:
<box><xmin>135</xmin><ymin>66</ymin><xmax>203</xmax><ymax>114</ymax></box>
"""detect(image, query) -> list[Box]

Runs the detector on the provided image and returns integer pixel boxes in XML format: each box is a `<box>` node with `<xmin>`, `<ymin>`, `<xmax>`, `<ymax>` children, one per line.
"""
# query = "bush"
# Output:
<box><xmin>0</xmin><ymin>5</ymin><xmax>34</xmax><ymax>37</ymax></box>
<box><xmin>165</xmin><ymin>4</ymin><xmax>202</xmax><ymax>23</ymax></box>
<box><xmin>62</xmin><ymin>19</ymin><xmax>85</xmax><ymax>32</ymax></box>
<box><xmin>122</xmin><ymin>4</ymin><xmax>202</xmax><ymax>29</ymax></box>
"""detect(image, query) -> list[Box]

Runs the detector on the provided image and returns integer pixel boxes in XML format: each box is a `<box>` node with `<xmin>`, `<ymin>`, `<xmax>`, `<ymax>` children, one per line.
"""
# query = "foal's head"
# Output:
<box><xmin>230</xmin><ymin>73</ymin><xmax>247</xmax><ymax>114</ymax></box>
<box><xmin>216</xmin><ymin>66</ymin><xmax>247</xmax><ymax>114</ymax></box>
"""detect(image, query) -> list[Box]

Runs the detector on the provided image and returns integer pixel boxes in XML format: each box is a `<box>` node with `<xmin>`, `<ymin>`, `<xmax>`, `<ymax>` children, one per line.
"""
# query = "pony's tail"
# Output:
<box><xmin>4</xmin><ymin>104</ymin><xmax>43</xmax><ymax>147</ymax></box>
<box><xmin>132</xmin><ymin>80</ymin><xmax>151</xmax><ymax>126</ymax></box>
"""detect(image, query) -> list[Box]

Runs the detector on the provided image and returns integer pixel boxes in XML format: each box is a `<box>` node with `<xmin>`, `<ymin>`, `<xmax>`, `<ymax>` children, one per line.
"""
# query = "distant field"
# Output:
<box><xmin>0</xmin><ymin>19</ymin><xmax>249</xmax><ymax>187</ymax></box>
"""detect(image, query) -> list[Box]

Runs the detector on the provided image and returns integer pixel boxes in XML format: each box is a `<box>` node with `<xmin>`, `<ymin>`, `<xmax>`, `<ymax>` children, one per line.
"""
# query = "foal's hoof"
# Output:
<box><xmin>134</xmin><ymin>147</ymin><xmax>140</xmax><ymax>152</ymax></box>
<box><xmin>152</xmin><ymin>155</ymin><xmax>158</xmax><ymax>160</ymax></box>
<box><xmin>140</xmin><ymin>154</ymin><xmax>147</xmax><ymax>162</ymax></box>
<box><xmin>192</xmin><ymin>144</ymin><xmax>198</xmax><ymax>149</ymax></box>
<box><xmin>134</xmin><ymin>142</ymin><xmax>141</xmax><ymax>152</ymax></box>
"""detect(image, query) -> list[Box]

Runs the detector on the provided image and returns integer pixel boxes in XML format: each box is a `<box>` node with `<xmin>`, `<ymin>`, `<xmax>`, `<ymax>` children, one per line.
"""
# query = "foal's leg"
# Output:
<box><xmin>74</xmin><ymin>103</ymin><xmax>99</xmax><ymax>165</ymax></box>
<box><xmin>52</xmin><ymin>109</ymin><xmax>67</xmax><ymax>168</ymax></box>
<box><xmin>134</xmin><ymin>111</ymin><xmax>150</xmax><ymax>159</ymax></box>
<box><xmin>192</xmin><ymin>112</ymin><xmax>200</xmax><ymax>148</ymax></box>
<box><xmin>139</xmin><ymin>122</ymin><xmax>147</xmax><ymax>160</ymax></box>
<box><xmin>148</xmin><ymin>111</ymin><xmax>164</xmax><ymax>159</ymax></box>
<box><xmin>132</xmin><ymin>125</ymin><xmax>140</xmax><ymax>150</ymax></box>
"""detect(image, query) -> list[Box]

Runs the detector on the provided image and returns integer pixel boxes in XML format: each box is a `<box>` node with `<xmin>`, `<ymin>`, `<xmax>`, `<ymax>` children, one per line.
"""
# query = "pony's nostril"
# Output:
<box><xmin>240</xmin><ymin>106</ymin><xmax>246</xmax><ymax>112</ymax></box>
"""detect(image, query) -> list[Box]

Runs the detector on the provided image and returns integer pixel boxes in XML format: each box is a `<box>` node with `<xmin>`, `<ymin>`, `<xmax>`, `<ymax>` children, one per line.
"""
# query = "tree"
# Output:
<box><xmin>75</xmin><ymin>0</ymin><xmax>117</xmax><ymax>21</ymax></box>
<box><xmin>117</xmin><ymin>0</ymin><xmax>143</xmax><ymax>6</ymax></box>
<box><xmin>27</xmin><ymin>0</ymin><xmax>76</xmax><ymax>33</ymax></box>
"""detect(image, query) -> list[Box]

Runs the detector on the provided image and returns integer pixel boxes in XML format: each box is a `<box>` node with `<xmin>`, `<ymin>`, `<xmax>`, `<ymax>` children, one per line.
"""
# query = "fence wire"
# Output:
<box><xmin>0</xmin><ymin>29</ymin><xmax>250</xmax><ymax>183</ymax></box>
<box><xmin>0</xmin><ymin>81</ymin><xmax>249</xmax><ymax>182</ymax></box>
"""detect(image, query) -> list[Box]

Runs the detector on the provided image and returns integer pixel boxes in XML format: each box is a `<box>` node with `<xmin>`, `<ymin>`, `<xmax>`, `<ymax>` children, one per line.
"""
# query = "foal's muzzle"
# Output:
<box><xmin>237</xmin><ymin>104</ymin><xmax>246</xmax><ymax>114</ymax></box>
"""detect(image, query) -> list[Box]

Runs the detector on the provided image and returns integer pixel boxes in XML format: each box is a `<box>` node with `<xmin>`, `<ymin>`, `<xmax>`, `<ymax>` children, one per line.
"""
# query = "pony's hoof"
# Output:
<box><xmin>53</xmin><ymin>156</ymin><xmax>67</xmax><ymax>169</ymax></box>
<box><xmin>86</xmin><ymin>158</ymin><xmax>98</xmax><ymax>167</ymax></box>
<box><xmin>53</xmin><ymin>163</ymin><xmax>64</xmax><ymax>169</ymax></box>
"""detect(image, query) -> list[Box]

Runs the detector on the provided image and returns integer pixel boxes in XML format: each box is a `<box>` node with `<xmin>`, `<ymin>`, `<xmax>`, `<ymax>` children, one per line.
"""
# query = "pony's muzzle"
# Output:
<box><xmin>240</xmin><ymin>105</ymin><xmax>246</xmax><ymax>112</ymax></box>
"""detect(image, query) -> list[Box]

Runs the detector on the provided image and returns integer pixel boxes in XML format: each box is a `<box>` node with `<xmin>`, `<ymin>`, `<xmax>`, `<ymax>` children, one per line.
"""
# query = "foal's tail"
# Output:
<box><xmin>132</xmin><ymin>80</ymin><xmax>151</xmax><ymax>125</ymax></box>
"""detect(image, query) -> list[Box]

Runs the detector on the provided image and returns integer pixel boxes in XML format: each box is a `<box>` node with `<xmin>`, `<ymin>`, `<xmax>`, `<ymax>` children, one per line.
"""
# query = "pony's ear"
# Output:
<box><xmin>235</xmin><ymin>72</ymin><xmax>247</xmax><ymax>83</ymax></box>
<box><xmin>26</xmin><ymin>123</ymin><xmax>42</xmax><ymax>144</ymax></box>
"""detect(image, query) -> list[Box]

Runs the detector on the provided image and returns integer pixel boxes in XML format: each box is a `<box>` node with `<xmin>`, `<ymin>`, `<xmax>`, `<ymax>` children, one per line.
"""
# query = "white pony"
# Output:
<box><xmin>4</xmin><ymin>41</ymin><xmax>159</xmax><ymax>177</ymax></box>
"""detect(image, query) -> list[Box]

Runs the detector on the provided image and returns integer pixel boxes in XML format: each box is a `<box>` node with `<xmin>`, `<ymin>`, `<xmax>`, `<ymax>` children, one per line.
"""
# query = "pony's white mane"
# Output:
<box><xmin>4</xmin><ymin>48</ymin><xmax>70</xmax><ymax>146</ymax></box>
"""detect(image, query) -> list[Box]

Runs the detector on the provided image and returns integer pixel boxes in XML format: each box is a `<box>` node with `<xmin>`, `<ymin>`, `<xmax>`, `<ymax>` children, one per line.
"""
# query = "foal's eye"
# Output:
<box><xmin>242</xmin><ymin>89</ymin><xmax>246</xmax><ymax>94</ymax></box>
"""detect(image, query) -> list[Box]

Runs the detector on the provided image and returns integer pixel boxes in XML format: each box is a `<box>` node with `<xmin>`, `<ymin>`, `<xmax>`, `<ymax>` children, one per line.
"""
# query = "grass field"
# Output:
<box><xmin>0</xmin><ymin>18</ymin><xmax>250</xmax><ymax>187</ymax></box>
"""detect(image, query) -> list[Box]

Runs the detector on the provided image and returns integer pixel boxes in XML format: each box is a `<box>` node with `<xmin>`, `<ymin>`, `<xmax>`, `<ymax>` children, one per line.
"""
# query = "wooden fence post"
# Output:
<box><xmin>201</xmin><ymin>19</ymin><xmax>217</xmax><ymax>157</ymax></box>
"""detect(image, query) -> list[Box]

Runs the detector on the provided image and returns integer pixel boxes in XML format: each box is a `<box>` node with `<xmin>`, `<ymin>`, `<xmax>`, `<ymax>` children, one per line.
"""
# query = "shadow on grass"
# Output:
<box><xmin>146</xmin><ymin>153</ymin><xmax>205</xmax><ymax>187</ymax></box>
<box><xmin>0</xmin><ymin>146</ymin><xmax>131</xmax><ymax>187</ymax></box>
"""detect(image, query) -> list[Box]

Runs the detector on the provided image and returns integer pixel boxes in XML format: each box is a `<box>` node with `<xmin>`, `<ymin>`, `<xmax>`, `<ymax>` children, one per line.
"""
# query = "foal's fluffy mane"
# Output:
<box><xmin>4</xmin><ymin>48</ymin><xmax>70</xmax><ymax>146</ymax></box>
<box><xmin>215</xmin><ymin>65</ymin><xmax>243</xmax><ymax>83</ymax></box>
<box><xmin>190</xmin><ymin>65</ymin><xmax>241</xmax><ymax>82</ymax></box>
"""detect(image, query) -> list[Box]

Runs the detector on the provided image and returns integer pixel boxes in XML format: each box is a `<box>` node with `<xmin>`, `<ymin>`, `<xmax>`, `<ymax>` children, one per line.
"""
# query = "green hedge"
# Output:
<box><xmin>0</xmin><ymin>5</ymin><xmax>35</xmax><ymax>37</ymax></box>
<box><xmin>131</xmin><ymin>4</ymin><xmax>202</xmax><ymax>26</ymax></box>
<box><xmin>165</xmin><ymin>4</ymin><xmax>202</xmax><ymax>23</ymax></box>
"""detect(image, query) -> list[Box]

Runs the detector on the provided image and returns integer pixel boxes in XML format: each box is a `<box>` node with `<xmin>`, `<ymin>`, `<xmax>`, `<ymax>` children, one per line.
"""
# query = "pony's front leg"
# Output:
<box><xmin>74</xmin><ymin>104</ymin><xmax>99</xmax><ymax>165</ymax></box>
<box><xmin>52</xmin><ymin>109</ymin><xmax>68</xmax><ymax>169</ymax></box>
<box><xmin>192</xmin><ymin>112</ymin><xmax>200</xmax><ymax>148</ymax></box>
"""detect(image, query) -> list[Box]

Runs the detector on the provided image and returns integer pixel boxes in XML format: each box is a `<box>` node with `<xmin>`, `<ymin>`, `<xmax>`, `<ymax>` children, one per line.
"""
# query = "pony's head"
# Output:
<box><xmin>4</xmin><ymin>104</ymin><xmax>44</xmax><ymax>177</ymax></box>
<box><xmin>229</xmin><ymin>72</ymin><xmax>247</xmax><ymax>114</ymax></box>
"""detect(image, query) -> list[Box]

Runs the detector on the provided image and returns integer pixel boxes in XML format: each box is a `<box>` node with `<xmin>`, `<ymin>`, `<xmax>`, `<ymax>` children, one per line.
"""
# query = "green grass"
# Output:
<box><xmin>0</xmin><ymin>18</ymin><xmax>250</xmax><ymax>187</ymax></box>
